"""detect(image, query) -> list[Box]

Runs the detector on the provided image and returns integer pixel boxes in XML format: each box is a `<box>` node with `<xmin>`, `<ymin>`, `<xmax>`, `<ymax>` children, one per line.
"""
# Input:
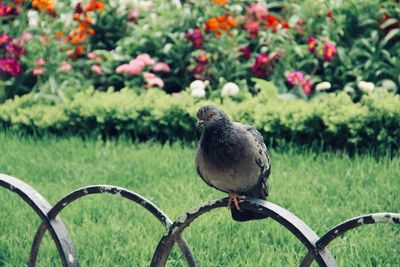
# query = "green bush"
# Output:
<box><xmin>1</xmin><ymin>88</ymin><xmax>400</xmax><ymax>151</ymax></box>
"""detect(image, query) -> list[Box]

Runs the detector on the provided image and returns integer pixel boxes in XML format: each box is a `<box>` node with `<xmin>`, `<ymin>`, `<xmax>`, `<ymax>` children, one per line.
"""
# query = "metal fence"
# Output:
<box><xmin>1</xmin><ymin>173</ymin><xmax>399</xmax><ymax>267</ymax></box>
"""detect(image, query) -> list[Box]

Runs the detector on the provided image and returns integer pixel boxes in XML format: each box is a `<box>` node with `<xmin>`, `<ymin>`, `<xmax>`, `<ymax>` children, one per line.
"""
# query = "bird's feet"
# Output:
<box><xmin>227</xmin><ymin>190</ymin><xmax>246</xmax><ymax>210</ymax></box>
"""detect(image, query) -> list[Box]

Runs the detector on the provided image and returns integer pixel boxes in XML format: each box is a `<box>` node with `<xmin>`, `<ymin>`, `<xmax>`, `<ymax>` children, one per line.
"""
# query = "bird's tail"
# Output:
<box><xmin>230</xmin><ymin>181</ymin><xmax>269</xmax><ymax>222</ymax></box>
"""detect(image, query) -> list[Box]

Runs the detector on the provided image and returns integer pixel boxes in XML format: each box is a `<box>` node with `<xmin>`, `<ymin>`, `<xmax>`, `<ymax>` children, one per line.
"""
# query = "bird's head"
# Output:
<box><xmin>196</xmin><ymin>105</ymin><xmax>229</xmax><ymax>130</ymax></box>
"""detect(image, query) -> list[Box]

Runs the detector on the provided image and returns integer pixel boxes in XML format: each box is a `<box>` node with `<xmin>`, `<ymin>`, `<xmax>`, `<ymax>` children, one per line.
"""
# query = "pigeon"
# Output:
<box><xmin>195</xmin><ymin>104</ymin><xmax>271</xmax><ymax>221</ymax></box>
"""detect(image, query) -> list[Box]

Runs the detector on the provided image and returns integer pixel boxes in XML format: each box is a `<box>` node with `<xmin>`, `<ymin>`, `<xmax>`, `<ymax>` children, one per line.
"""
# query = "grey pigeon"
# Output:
<box><xmin>195</xmin><ymin>105</ymin><xmax>271</xmax><ymax>221</ymax></box>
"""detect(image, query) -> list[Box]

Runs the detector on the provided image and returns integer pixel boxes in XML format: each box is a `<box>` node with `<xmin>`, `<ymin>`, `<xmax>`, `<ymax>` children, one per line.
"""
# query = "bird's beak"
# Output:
<box><xmin>196</xmin><ymin>120</ymin><xmax>204</xmax><ymax>130</ymax></box>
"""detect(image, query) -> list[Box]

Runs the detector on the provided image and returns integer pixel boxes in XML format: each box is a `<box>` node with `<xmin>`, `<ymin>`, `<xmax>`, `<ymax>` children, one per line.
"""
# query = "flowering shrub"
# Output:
<box><xmin>0</xmin><ymin>0</ymin><xmax>398</xmax><ymax>103</ymax></box>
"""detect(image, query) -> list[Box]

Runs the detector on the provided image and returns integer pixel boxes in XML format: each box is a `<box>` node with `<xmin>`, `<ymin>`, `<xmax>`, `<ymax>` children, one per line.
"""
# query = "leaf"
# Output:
<box><xmin>380</xmin><ymin>29</ymin><xmax>399</xmax><ymax>47</ymax></box>
<box><xmin>266</xmin><ymin>2</ymin><xmax>283</xmax><ymax>9</ymax></box>
<box><xmin>251</xmin><ymin>78</ymin><xmax>279</xmax><ymax>98</ymax></box>
<box><xmin>380</xmin><ymin>18</ymin><xmax>398</xmax><ymax>30</ymax></box>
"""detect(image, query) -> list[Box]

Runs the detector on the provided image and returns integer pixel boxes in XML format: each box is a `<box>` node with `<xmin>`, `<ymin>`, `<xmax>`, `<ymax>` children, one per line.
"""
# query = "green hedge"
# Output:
<box><xmin>1</xmin><ymin>89</ymin><xmax>400</xmax><ymax>150</ymax></box>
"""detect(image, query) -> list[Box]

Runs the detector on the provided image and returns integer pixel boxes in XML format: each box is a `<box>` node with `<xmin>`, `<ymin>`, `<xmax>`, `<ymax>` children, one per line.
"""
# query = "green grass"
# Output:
<box><xmin>0</xmin><ymin>132</ymin><xmax>399</xmax><ymax>267</ymax></box>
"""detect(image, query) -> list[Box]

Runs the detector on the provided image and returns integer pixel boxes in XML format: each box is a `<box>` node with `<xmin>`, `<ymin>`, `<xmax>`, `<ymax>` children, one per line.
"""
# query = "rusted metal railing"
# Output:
<box><xmin>1</xmin><ymin>173</ymin><xmax>399</xmax><ymax>267</ymax></box>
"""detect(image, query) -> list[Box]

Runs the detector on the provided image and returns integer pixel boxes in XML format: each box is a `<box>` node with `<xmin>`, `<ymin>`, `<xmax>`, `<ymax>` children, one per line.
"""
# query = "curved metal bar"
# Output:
<box><xmin>150</xmin><ymin>197</ymin><xmax>338</xmax><ymax>267</ymax></box>
<box><xmin>300</xmin><ymin>212</ymin><xmax>400</xmax><ymax>267</ymax></box>
<box><xmin>29</xmin><ymin>185</ymin><xmax>197</xmax><ymax>267</ymax></box>
<box><xmin>0</xmin><ymin>173</ymin><xmax>78</xmax><ymax>267</ymax></box>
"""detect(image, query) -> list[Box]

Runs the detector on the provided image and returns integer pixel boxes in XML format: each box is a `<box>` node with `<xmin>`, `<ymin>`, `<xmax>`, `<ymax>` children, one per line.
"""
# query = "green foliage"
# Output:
<box><xmin>1</xmin><ymin>88</ymin><xmax>400</xmax><ymax>151</ymax></box>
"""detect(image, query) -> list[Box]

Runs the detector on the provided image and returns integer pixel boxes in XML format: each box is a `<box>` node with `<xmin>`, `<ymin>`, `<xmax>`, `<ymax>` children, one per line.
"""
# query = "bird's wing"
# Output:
<box><xmin>244</xmin><ymin>124</ymin><xmax>271</xmax><ymax>198</ymax></box>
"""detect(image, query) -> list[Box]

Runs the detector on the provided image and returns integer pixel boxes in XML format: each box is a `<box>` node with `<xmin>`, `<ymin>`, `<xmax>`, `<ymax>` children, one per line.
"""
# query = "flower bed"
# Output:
<box><xmin>0</xmin><ymin>0</ymin><xmax>398</xmax><ymax>102</ymax></box>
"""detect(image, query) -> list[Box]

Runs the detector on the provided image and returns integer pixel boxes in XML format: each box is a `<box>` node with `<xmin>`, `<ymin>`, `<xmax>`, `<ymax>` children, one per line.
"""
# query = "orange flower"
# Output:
<box><xmin>226</xmin><ymin>17</ymin><xmax>236</xmax><ymax>27</ymax></box>
<box><xmin>205</xmin><ymin>16</ymin><xmax>236</xmax><ymax>36</ymax></box>
<box><xmin>205</xmin><ymin>18</ymin><xmax>219</xmax><ymax>31</ymax></box>
<box><xmin>55</xmin><ymin>31</ymin><xmax>64</xmax><ymax>38</ymax></box>
<box><xmin>32</xmin><ymin>0</ymin><xmax>56</xmax><ymax>15</ymax></box>
<box><xmin>212</xmin><ymin>0</ymin><xmax>228</xmax><ymax>5</ymax></box>
<box><xmin>85</xmin><ymin>0</ymin><xmax>105</xmax><ymax>12</ymax></box>
<box><xmin>87</xmin><ymin>28</ymin><xmax>95</xmax><ymax>36</ymax></box>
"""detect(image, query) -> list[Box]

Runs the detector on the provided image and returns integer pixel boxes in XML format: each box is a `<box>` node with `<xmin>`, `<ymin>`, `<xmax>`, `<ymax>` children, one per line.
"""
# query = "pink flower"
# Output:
<box><xmin>116</xmin><ymin>63</ymin><xmax>142</xmax><ymax>75</ymax></box>
<box><xmin>116</xmin><ymin>64</ymin><xmax>129</xmax><ymax>74</ymax></box>
<box><xmin>6</xmin><ymin>41</ymin><xmax>24</xmax><ymax>58</ymax></box>
<box><xmin>87</xmin><ymin>52</ymin><xmax>101</xmax><ymax>62</ymax></box>
<box><xmin>0</xmin><ymin>34</ymin><xmax>10</xmax><ymax>46</ymax></box>
<box><xmin>143</xmin><ymin>72</ymin><xmax>164</xmax><ymax>88</ymax></box>
<box><xmin>323</xmin><ymin>42</ymin><xmax>337</xmax><ymax>61</ymax></box>
<box><xmin>246</xmin><ymin>3</ymin><xmax>268</xmax><ymax>21</ymax></box>
<box><xmin>307</xmin><ymin>36</ymin><xmax>317</xmax><ymax>52</ymax></box>
<box><xmin>301</xmin><ymin>79</ymin><xmax>312</xmax><ymax>95</ymax></box>
<box><xmin>35</xmin><ymin>57</ymin><xmax>45</xmax><ymax>66</ymax></box>
<box><xmin>287</xmin><ymin>71</ymin><xmax>313</xmax><ymax>95</ymax></box>
<box><xmin>0</xmin><ymin>58</ymin><xmax>21</xmax><ymax>76</ymax></box>
<box><xmin>126</xmin><ymin>63</ymin><xmax>142</xmax><ymax>75</ymax></box>
<box><xmin>33</xmin><ymin>68</ymin><xmax>44</xmax><ymax>76</ymax></box>
<box><xmin>136</xmin><ymin>53</ymin><xmax>156</xmax><ymax>66</ymax></box>
<box><xmin>129</xmin><ymin>58</ymin><xmax>146</xmax><ymax>68</ymax></box>
<box><xmin>91</xmin><ymin>64</ymin><xmax>103</xmax><ymax>75</ymax></box>
<box><xmin>152</xmin><ymin>62</ymin><xmax>170</xmax><ymax>73</ymax></box>
<box><xmin>287</xmin><ymin>71</ymin><xmax>305</xmax><ymax>85</ymax></box>
<box><xmin>143</xmin><ymin>72</ymin><xmax>156</xmax><ymax>79</ymax></box>
<box><xmin>245</xmin><ymin>22</ymin><xmax>260</xmax><ymax>39</ymax></box>
<box><xmin>128</xmin><ymin>10</ymin><xmax>140</xmax><ymax>22</ymax></box>
<box><xmin>16</xmin><ymin>33</ymin><xmax>32</xmax><ymax>46</ymax></box>
<box><xmin>59</xmin><ymin>62</ymin><xmax>72</xmax><ymax>72</ymax></box>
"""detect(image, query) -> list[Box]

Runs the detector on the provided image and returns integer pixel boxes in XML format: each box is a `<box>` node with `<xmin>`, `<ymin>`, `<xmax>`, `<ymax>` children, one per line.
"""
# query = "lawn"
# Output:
<box><xmin>0</xmin><ymin>132</ymin><xmax>399</xmax><ymax>266</ymax></box>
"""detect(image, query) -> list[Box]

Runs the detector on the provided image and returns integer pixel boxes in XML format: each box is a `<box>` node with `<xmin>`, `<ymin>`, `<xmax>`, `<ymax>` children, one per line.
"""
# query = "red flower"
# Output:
<box><xmin>0</xmin><ymin>58</ymin><xmax>22</xmax><ymax>77</ymax></box>
<box><xmin>239</xmin><ymin>46</ymin><xmax>251</xmax><ymax>60</ymax></box>
<box><xmin>326</xmin><ymin>11</ymin><xmax>333</xmax><ymax>18</ymax></box>
<box><xmin>0</xmin><ymin>34</ymin><xmax>10</xmax><ymax>46</ymax></box>
<box><xmin>323</xmin><ymin>42</ymin><xmax>337</xmax><ymax>62</ymax></box>
<box><xmin>308</xmin><ymin>36</ymin><xmax>317</xmax><ymax>52</ymax></box>
<box><xmin>266</xmin><ymin>15</ymin><xmax>278</xmax><ymax>29</ymax></box>
<box><xmin>245</xmin><ymin>22</ymin><xmax>260</xmax><ymax>39</ymax></box>
<box><xmin>251</xmin><ymin>54</ymin><xmax>269</xmax><ymax>77</ymax></box>
<box><xmin>0</xmin><ymin>4</ymin><xmax>18</xmax><ymax>16</ymax></box>
<box><xmin>281</xmin><ymin>21</ymin><xmax>290</xmax><ymax>29</ymax></box>
<box><xmin>185</xmin><ymin>28</ymin><xmax>204</xmax><ymax>49</ymax></box>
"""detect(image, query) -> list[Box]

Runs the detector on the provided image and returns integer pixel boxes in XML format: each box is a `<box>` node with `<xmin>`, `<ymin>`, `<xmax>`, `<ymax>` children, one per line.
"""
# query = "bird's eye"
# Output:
<box><xmin>208</xmin><ymin>112</ymin><xmax>215</xmax><ymax>118</ymax></box>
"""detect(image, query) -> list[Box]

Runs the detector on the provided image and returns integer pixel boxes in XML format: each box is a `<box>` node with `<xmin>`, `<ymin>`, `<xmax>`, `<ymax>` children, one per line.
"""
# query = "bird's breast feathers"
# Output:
<box><xmin>196</xmin><ymin>132</ymin><xmax>265</xmax><ymax>193</ymax></box>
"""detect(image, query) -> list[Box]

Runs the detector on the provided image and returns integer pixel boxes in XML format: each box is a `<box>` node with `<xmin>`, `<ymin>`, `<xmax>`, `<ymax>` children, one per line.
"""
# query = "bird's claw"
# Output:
<box><xmin>227</xmin><ymin>191</ymin><xmax>246</xmax><ymax>210</ymax></box>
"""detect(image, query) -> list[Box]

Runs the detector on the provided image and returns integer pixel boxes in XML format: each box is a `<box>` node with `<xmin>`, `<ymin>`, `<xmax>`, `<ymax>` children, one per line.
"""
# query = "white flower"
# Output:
<box><xmin>221</xmin><ymin>82</ymin><xmax>240</xmax><ymax>97</ymax></box>
<box><xmin>27</xmin><ymin>10</ymin><xmax>39</xmax><ymax>28</ymax></box>
<box><xmin>315</xmin><ymin>81</ymin><xmax>331</xmax><ymax>91</ymax></box>
<box><xmin>189</xmin><ymin>80</ymin><xmax>208</xmax><ymax>98</ymax></box>
<box><xmin>190</xmin><ymin>80</ymin><xmax>207</xmax><ymax>92</ymax></box>
<box><xmin>140</xmin><ymin>1</ymin><xmax>153</xmax><ymax>10</ymax></box>
<box><xmin>344</xmin><ymin>86</ymin><xmax>355</xmax><ymax>94</ymax></box>
<box><xmin>191</xmin><ymin>89</ymin><xmax>205</xmax><ymax>98</ymax></box>
<box><xmin>230</xmin><ymin>4</ymin><xmax>243</xmax><ymax>13</ymax></box>
<box><xmin>358</xmin><ymin>81</ymin><xmax>375</xmax><ymax>92</ymax></box>
<box><xmin>381</xmin><ymin>79</ymin><xmax>397</xmax><ymax>91</ymax></box>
